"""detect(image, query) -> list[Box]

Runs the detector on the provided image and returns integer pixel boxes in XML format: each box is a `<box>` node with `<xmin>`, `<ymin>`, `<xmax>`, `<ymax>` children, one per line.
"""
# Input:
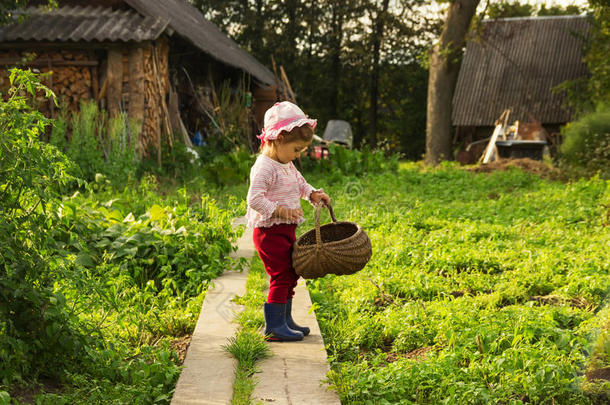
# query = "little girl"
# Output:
<box><xmin>246</xmin><ymin>101</ymin><xmax>330</xmax><ymax>342</ymax></box>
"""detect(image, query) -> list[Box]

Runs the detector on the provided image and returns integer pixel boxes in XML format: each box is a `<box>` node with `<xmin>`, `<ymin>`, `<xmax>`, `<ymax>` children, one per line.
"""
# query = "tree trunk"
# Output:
<box><xmin>425</xmin><ymin>0</ymin><xmax>479</xmax><ymax>165</ymax></box>
<box><xmin>330</xmin><ymin>3</ymin><xmax>344</xmax><ymax>118</ymax></box>
<box><xmin>369</xmin><ymin>0</ymin><xmax>390</xmax><ymax>148</ymax></box>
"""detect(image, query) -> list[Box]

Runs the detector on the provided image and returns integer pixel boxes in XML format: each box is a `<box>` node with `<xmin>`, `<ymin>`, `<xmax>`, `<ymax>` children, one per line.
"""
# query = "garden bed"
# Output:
<box><xmin>302</xmin><ymin>162</ymin><xmax>609</xmax><ymax>404</ymax></box>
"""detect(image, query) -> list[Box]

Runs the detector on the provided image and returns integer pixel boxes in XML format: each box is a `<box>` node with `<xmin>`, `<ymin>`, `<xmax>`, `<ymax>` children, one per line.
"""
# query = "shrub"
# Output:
<box><xmin>0</xmin><ymin>68</ymin><xmax>88</xmax><ymax>383</ymax></box>
<box><xmin>202</xmin><ymin>148</ymin><xmax>255</xmax><ymax>187</ymax></box>
<box><xmin>560</xmin><ymin>104</ymin><xmax>610</xmax><ymax>178</ymax></box>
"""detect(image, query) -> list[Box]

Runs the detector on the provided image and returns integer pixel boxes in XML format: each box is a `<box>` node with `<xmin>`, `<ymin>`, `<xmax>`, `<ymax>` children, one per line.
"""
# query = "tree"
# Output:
<box><xmin>486</xmin><ymin>1</ymin><xmax>534</xmax><ymax>19</ymax></box>
<box><xmin>193</xmin><ymin>0</ymin><xmax>433</xmax><ymax>156</ymax></box>
<box><xmin>425</xmin><ymin>0</ymin><xmax>479</xmax><ymax>165</ymax></box>
<box><xmin>0</xmin><ymin>0</ymin><xmax>56</xmax><ymax>25</ymax></box>
<box><xmin>368</xmin><ymin>0</ymin><xmax>390</xmax><ymax>148</ymax></box>
<box><xmin>585</xmin><ymin>0</ymin><xmax>610</xmax><ymax>107</ymax></box>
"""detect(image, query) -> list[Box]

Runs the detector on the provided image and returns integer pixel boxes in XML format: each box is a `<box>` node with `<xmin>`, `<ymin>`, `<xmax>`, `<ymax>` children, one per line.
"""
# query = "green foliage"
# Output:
<box><xmin>302</xmin><ymin>144</ymin><xmax>400</xmax><ymax>178</ymax></box>
<box><xmin>194</xmin><ymin>0</ymin><xmax>433</xmax><ymax>155</ymax></box>
<box><xmin>585</xmin><ymin>1</ymin><xmax>610</xmax><ymax>107</ymax></box>
<box><xmin>538</xmin><ymin>4</ymin><xmax>583</xmax><ymax>16</ymax></box>
<box><xmin>302</xmin><ymin>162</ymin><xmax>609</xmax><ymax>403</ymax></box>
<box><xmin>486</xmin><ymin>1</ymin><xmax>535</xmax><ymax>19</ymax></box>
<box><xmin>51</xmin><ymin>101</ymin><xmax>139</xmax><ymax>186</ymax></box>
<box><xmin>0</xmin><ymin>68</ymin><xmax>85</xmax><ymax>384</ymax></box>
<box><xmin>484</xmin><ymin>2</ymin><xmax>582</xmax><ymax>19</ymax></box>
<box><xmin>1</xmin><ymin>69</ymin><xmax>243</xmax><ymax>402</ymax></box>
<box><xmin>560</xmin><ymin>104</ymin><xmax>610</xmax><ymax>178</ymax></box>
<box><xmin>559</xmin><ymin>1</ymin><xmax>608</xmax><ymax>114</ymax></box>
<box><xmin>0</xmin><ymin>1</ymin><xmax>57</xmax><ymax>26</ymax></box>
<box><xmin>202</xmin><ymin>148</ymin><xmax>256</xmax><ymax>188</ymax></box>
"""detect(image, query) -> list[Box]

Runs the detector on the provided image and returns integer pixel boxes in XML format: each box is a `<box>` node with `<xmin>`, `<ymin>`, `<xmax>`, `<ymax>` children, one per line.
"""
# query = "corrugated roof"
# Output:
<box><xmin>124</xmin><ymin>0</ymin><xmax>276</xmax><ymax>86</ymax></box>
<box><xmin>0</xmin><ymin>6</ymin><xmax>168</xmax><ymax>42</ymax></box>
<box><xmin>452</xmin><ymin>15</ymin><xmax>590</xmax><ymax>126</ymax></box>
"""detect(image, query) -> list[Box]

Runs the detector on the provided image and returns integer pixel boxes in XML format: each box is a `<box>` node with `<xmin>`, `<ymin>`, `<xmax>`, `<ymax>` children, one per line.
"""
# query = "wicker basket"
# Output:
<box><xmin>292</xmin><ymin>204</ymin><xmax>372</xmax><ymax>279</ymax></box>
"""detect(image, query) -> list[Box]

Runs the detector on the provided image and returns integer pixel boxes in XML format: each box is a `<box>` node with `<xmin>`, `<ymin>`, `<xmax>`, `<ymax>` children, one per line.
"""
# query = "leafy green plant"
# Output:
<box><xmin>301</xmin><ymin>162</ymin><xmax>609</xmax><ymax>404</ymax></box>
<box><xmin>0</xmin><ymin>69</ymin><xmax>247</xmax><ymax>403</ymax></box>
<box><xmin>202</xmin><ymin>148</ymin><xmax>256</xmax><ymax>187</ymax></box>
<box><xmin>0</xmin><ymin>68</ymin><xmax>86</xmax><ymax>384</ymax></box>
<box><xmin>51</xmin><ymin>100</ymin><xmax>139</xmax><ymax>185</ymax></box>
<box><xmin>560</xmin><ymin>104</ymin><xmax>610</xmax><ymax>178</ymax></box>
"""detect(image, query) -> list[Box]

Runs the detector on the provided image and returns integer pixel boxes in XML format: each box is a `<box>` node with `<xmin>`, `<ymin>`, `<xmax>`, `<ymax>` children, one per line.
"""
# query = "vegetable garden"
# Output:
<box><xmin>301</xmin><ymin>161</ymin><xmax>610</xmax><ymax>404</ymax></box>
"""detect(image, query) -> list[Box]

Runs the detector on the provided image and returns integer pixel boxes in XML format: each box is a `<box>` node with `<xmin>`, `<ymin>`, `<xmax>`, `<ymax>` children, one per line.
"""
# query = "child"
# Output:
<box><xmin>246</xmin><ymin>101</ymin><xmax>330</xmax><ymax>342</ymax></box>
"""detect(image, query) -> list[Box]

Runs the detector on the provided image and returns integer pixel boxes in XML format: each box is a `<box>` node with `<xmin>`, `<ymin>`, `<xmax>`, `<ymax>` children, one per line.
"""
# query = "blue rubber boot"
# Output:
<box><xmin>264</xmin><ymin>302</ymin><xmax>304</xmax><ymax>341</ymax></box>
<box><xmin>286</xmin><ymin>299</ymin><xmax>310</xmax><ymax>336</ymax></box>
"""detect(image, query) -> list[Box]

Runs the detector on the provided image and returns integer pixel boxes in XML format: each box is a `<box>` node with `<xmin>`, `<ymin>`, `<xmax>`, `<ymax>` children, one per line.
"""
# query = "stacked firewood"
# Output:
<box><xmin>47</xmin><ymin>52</ymin><xmax>93</xmax><ymax>113</ymax></box>
<box><xmin>0</xmin><ymin>50</ymin><xmax>93</xmax><ymax>115</ymax></box>
<box><xmin>141</xmin><ymin>39</ymin><xmax>170</xmax><ymax>161</ymax></box>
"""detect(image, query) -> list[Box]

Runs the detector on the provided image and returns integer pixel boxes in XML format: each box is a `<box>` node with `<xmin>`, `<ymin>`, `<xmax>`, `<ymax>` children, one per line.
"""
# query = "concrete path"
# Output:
<box><xmin>171</xmin><ymin>219</ymin><xmax>253</xmax><ymax>405</ymax></box>
<box><xmin>253</xmin><ymin>279</ymin><xmax>341</xmax><ymax>404</ymax></box>
<box><xmin>172</xmin><ymin>217</ymin><xmax>340</xmax><ymax>404</ymax></box>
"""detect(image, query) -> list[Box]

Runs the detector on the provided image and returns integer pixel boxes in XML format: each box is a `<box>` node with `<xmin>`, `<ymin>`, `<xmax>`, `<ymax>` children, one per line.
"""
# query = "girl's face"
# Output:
<box><xmin>274</xmin><ymin>140</ymin><xmax>310</xmax><ymax>164</ymax></box>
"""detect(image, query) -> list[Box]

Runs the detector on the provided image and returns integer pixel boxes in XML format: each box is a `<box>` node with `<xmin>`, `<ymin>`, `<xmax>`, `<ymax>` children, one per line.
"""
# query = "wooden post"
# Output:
<box><xmin>106</xmin><ymin>48</ymin><xmax>123</xmax><ymax>118</ymax></box>
<box><xmin>128</xmin><ymin>45</ymin><xmax>145</xmax><ymax>127</ymax></box>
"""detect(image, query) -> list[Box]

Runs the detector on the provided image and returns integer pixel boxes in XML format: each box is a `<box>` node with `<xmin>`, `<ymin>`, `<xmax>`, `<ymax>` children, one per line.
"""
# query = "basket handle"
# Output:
<box><xmin>314</xmin><ymin>203</ymin><xmax>337</xmax><ymax>246</ymax></box>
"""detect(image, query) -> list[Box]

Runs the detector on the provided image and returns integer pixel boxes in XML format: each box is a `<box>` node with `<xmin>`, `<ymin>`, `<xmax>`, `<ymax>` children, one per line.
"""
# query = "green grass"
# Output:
<box><xmin>298</xmin><ymin>161</ymin><xmax>610</xmax><ymax>404</ymax></box>
<box><xmin>224</xmin><ymin>255</ymin><xmax>269</xmax><ymax>404</ymax></box>
<box><xmin>223</xmin><ymin>329</ymin><xmax>269</xmax><ymax>404</ymax></box>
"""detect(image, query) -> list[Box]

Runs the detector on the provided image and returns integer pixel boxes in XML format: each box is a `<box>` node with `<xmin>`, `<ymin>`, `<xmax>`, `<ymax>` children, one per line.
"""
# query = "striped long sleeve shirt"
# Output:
<box><xmin>246</xmin><ymin>154</ymin><xmax>321</xmax><ymax>228</ymax></box>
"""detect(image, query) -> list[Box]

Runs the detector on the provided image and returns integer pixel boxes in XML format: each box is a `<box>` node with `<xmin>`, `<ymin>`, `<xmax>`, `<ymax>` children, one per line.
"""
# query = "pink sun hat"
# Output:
<box><xmin>257</xmin><ymin>101</ymin><xmax>317</xmax><ymax>147</ymax></box>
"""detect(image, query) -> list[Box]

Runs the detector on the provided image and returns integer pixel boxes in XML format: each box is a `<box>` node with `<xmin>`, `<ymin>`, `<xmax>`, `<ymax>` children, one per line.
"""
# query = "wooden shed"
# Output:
<box><xmin>0</xmin><ymin>0</ymin><xmax>279</xmax><ymax>160</ymax></box>
<box><xmin>452</xmin><ymin>15</ymin><xmax>590</xmax><ymax>162</ymax></box>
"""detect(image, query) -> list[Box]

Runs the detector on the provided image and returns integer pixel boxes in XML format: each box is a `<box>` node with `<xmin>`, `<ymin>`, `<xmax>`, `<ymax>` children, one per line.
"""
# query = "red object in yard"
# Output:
<box><xmin>310</xmin><ymin>145</ymin><xmax>329</xmax><ymax>160</ymax></box>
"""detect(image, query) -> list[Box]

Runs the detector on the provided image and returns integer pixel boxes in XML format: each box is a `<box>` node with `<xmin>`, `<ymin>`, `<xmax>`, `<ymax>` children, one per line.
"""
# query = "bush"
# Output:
<box><xmin>0</xmin><ymin>68</ymin><xmax>88</xmax><ymax>383</ymax></box>
<box><xmin>202</xmin><ymin>148</ymin><xmax>255</xmax><ymax>187</ymax></box>
<box><xmin>560</xmin><ymin>104</ymin><xmax>610</xmax><ymax>178</ymax></box>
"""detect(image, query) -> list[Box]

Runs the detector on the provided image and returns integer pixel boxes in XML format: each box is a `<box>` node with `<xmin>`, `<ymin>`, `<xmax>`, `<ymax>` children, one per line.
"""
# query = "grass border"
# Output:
<box><xmin>223</xmin><ymin>254</ymin><xmax>269</xmax><ymax>404</ymax></box>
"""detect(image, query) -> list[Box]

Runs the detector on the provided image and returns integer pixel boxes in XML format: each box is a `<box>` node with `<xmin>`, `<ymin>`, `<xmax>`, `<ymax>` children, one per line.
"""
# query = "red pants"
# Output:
<box><xmin>253</xmin><ymin>223</ymin><xmax>299</xmax><ymax>304</ymax></box>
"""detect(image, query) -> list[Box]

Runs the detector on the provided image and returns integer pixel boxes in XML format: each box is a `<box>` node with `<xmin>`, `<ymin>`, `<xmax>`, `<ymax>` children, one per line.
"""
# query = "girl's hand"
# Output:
<box><xmin>310</xmin><ymin>191</ymin><xmax>331</xmax><ymax>206</ymax></box>
<box><xmin>273</xmin><ymin>205</ymin><xmax>304</xmax><ymax>222</ymax></box>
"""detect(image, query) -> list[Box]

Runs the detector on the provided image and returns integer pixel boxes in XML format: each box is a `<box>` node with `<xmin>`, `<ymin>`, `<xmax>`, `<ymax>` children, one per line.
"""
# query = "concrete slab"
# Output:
<box><xmin>171</xmin><ymin>223</ymin><xmax>253</xmax><ymax>405</ymax></box>
<box><xmin>253</xmin><ymin>280</ymin><xmax>341</xmax><ymax>405</ymax></box>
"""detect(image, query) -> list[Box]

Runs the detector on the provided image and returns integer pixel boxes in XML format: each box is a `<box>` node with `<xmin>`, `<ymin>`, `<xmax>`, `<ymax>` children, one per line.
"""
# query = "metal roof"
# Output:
<box><xmin>452</xmin><ymin>15</ymin><xmax>590</xmax><ymax>126</ymax></box>
<box><xmin>0</xmin><ymin>6</ymin><xmax>168</xmax><ymax>42</ymax></box>
<box><xmin>0</xmin><ymin>1</ymin><xmax>276</xmax><ymax>86</ymax></box>
<box><xmin>124</xmin><ymin>0</ymin><xmax>276</xmax><ymax>85</ymax></box>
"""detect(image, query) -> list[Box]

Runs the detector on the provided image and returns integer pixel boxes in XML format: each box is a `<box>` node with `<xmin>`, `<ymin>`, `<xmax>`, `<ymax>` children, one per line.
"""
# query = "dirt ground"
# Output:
<box><xmin>466</xmin><ymin>158</ymin><xmax>561</xmax><ymax>180</ymax></box>
<box><xmin>170</xmin><ymin>334</ymin><xmax>192</xmax><ymax>365</ymax></box>
<box><xmin>586</xmin><ymin>367</ymin><xmax>610</xmax><ymax>382</ymax></box>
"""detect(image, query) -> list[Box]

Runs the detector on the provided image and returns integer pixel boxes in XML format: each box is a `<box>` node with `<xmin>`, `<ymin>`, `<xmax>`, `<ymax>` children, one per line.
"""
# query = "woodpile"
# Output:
<box><xmin>142</xmin><ymin>38</ymin><xmax>171</xmax><ymax>163</ymax></box>
<box><xmin>0</xmin><ymin>41</ymin><xmax>174</xmax><ymax>163</ymax></box>
<box><xmin>0</xmin><ymin>50</ymin><xmax>94</xmax><ymax>115</ymax></box>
